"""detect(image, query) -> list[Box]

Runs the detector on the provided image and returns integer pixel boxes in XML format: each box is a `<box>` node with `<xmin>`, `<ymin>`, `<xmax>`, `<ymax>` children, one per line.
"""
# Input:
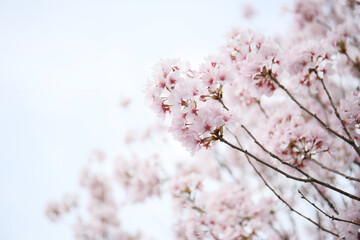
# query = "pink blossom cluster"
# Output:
<box><xmin>146</xmin><ymin>58</ymin><xmax>239</xmax><ymax>153</ymax></box>
<box><xmin>265</xmin><ymin>110</ymin><xmax>330</xmax><ymax>168</ymax></box>
<box><xmin>75</xmin><ymin>167</ymin><xmax>122</xmax><ymax>240</ymax></box>
<box><xmin>293</xmin><ymin>0</ymin><xmax>324</xmax><ymax>31</ymax></box>
<box><xmin>223</xmin><ymin>29</ymin><xmax>280</xmax><ymax>97</ymax></box>
<box><xmin>284</xmin><ymin>41</ymin><xmax>335</xmax><ymax>93</ymax></box>
<box><xmin>172</xmin><ymin>182</ymin><xmax>278</xmax><ymax>240</ymax></box>
<box><xmin>45</xmin><ymin>194</ymin><xmax>78</xmax><ymax>222</ymax></box>
<box><xmin>46</xmin><ymin>153</ymin><xmax>147</xmax><ymax>240</ymax></box>
<box><xmin>114</xmin><ymin>156</ymin><xmax>162</xmax><ymax>202</ymax></box>
<box><xmin>145</xmin><ymin>0</ymin><xmax>360</xmax><ymax>238</ymax></box>
<box><xmin>170</xmin><ymin>173</ymin><xmax>203</xmax><ymax>207</ymax></box>
<box><xmin>47</xmin><ymin>0</ymin><xmax>360</xmax><ymax>239</ymax></box>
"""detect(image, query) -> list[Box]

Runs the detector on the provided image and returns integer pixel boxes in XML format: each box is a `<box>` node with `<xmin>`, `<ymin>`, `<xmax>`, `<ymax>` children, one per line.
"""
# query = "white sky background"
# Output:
<box><xmin>0</xmin><ymin>0</ymin><xmax>290</xmax><ymax>239</ymax></box>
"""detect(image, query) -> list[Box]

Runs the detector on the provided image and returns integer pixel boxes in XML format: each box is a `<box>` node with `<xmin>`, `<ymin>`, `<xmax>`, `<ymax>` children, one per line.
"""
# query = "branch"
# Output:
<box><xmin>187</xmin><ymin>195</ymin><xmax>220</xmax><ymax>240</ymax></box>
<box><xmin>316</xmin><ymin>72</ymin><xmax>360</xmax><ymax>156</ymax></box>
<box><xmin>310</xmin><ymin>157</ymin><xmax>360</xmax><ymax>183</ymax></box>
<box><xmin>225</xmin><ymin>128</ymin><xmax>339</xmax><ymax>238</ymax></box>
<box><xmin>216</xmin><ymin>135</ymin><xmax>310</xmax><ymax>182</ymax></box>
<box><xmin>344</xmin><ymin>51</ymin><xmax>360</xmax><ymax>74</ymax></box>
<box><xmin>208</xmin><ymin>230</ymin><xmax>220</xmax><ymax>240</ymax></box>
<box><xmin>216</xmin><ymin>131</ymin><xmax>360</xmax><ymax>201</ymax></box>
<box><xmin>310</xmin><ymin>182</ymin><xmax>339</xmax><ymax>215</ymax></box>
<box><xmin>212</xmin><ymin>149</ymin><xmax>239</xmax><ymax>184</ymax></box>
<box><xmin>239</xmin><ymin>125</ymin><xmax>360</xmax><ymax>201</ymax></box>
<box><xmin>256</xmin><ymin>99</ymin><xmax>269</xmax><ymax>119</ymax></box>
<box><xmin>298</xmin><ymin>190</ymin><xmax>360</xmax><ymax>227</ymax></box>
<box><xmin>217</xmin><ymin>97</ymin><xmax>229</xmax><ymax>111</ymax></box>
<box><xmin>246</xmin><ymin>155</ymin><xmax>339</xmax><ymax>237</ymax></box>
<box><xmin>269</xmin><ymin>75</ymin><xmax>360</xmax><ymax>157</ymax></box>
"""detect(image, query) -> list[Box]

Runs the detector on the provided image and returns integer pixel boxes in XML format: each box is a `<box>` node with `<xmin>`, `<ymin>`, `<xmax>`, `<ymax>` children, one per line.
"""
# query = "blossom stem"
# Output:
<box><xmin>256</xmin><ymin>99</ymin><xmax>269</xmax><ymax>119</ymax></box>
<box><xmin>217</xmin><ymin>97</ymin><xmax>229</xmax><ymax>111</ymax></box>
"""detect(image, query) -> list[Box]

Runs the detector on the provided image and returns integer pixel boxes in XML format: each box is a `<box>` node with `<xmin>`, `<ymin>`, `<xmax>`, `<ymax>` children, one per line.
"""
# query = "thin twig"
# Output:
<box><xmin>225</xmin><ymin>127</ymin><xmax>339</xmax><ymax>238</ymax></box>
<box><xmin>256</xmin><ymin>99</ymin><xmax>269</xmax><ymax>119</ymax></box>
<box><xmin>216</xmin><ymin>135</ymin><xmax>310</xmax><ymax>182</ymax></box>
<box><xmin>247</xmin><ymin>155</ymin><xmax>339</xmax><ymax>237</ymax></box>
<box><xmin>269</xmin><ymin>222</ymin><xmax>289</xmax><ymax>240</ymax></box>
<box><xmin>316</xmin><ymin>19</ymin><xmax>331</xmax><ymax>31</ymax></box>
<box><xmin>188</xmin><ymin>196</ymin><xmax>220</xmax><ymax>240</ymax></box>
<box><xmin>309</xmin><ymin>92</ymin><xmax>331</xmax><ymax>123</ymax></box>
<box><xmin>216</xmin><ymin>132</ymin><xmax>360</xmax><ymax>202</ymax></box>
<box><xmin>269</xmin><ymin>75</ymin><xmax>359</xmax><ymax>155</ymax></box>
<box><xmin>310</xmin><ymin>157</ymin><xmax>360</xmax><ymax>183</ymax></box>
<box><xmin>298</xmin><ymin>190</ymin><xmax>360</xmax><ymax>226</ymax></box>
<box><xmin>316</xmin><ymin>211</ymin><xmax>323</xmax><ymax>240</ymax></box>
<box><xmin>217</xmin><ymin>97</ymin><xmax>229</xmax><ymax>111</ymax></box>
<box><xmin>239</xmin><ymin>125</ymin><xmax>360</xmax><ymax>201</ymax></box>
<box><xmin>316</xmin><ymin>72</ymin><xmax>360</xmax><ymax>156</ymax></box>
<box><xmin>344</xmin><ymin>51</ymin><xmax>360</xmax><ymax>73</ymax></box>
<box><xmin>212</xmin><ymin>149</ymin><xmax>239</xmax><ymax>183</ymax></box>
<box><xmin>208</xmin><ymin>229</ymin><xmax>220</xmax><ymax>240</ymax></box>
<box><xmin>310</xmin><ymin>182</ymin><xmax>339</xmax><ymax>215</ymax></box>
<box><xmin>354</xmin><ymin>160</ymin><xmax>360</xmax><ymax>168</ymax></box>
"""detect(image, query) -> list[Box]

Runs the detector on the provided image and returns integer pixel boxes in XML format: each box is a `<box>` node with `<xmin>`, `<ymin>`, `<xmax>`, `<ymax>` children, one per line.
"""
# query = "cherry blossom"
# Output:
<box><xmin>48</xmin><ymin>0</ymin><xmax>360</xmax><ymax>239</ymax></box>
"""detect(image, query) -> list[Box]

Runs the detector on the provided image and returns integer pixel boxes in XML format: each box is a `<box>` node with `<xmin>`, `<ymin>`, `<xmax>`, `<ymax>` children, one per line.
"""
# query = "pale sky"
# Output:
<box><xmin>0</xmin><ymin>0</ymin><xmax>289</xmax><ymax>239</ymax></box>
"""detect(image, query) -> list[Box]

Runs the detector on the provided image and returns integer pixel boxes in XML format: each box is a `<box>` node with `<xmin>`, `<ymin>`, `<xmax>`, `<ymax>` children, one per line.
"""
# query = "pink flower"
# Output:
<box><xmin>340</xmin><ymin>92</ymin><xmax>360</xmax><ymax>144</ymax></box>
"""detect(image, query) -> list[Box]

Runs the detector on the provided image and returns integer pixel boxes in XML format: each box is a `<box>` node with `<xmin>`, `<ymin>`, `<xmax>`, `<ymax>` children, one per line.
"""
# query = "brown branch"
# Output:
<box><xmin>216</xmin><ymin>135</ymin><xmax>310</xmax><ymax>182</ymax></box>
<box><xmin>256</xmin><ymin>99</ymin><xmax>269</xmax><ymax>119</ymax></box>
<box><xmin>269</xmin><ymin>75</ymin><xmax>359</xmax><ymax>155</ymax></box>
<box><xmin>225</xmin><ymin>128</ymin><xmax>339</xmax><ymax>237</ymax></box>
<box><xmin>208</xmin><ymin>230</ymin><xmax>220</xmax><ymax>240</ymax></box>
<box><xmin>246</xmin><ymin>155</ymin><xmax>339</xmax><ymax>237</ymax></box>
<box><xmin>269</xmin><ymin>222</ymin><xmax>289</xmax><ymax>240</ymax></box>
<box><xmin>344</xmin><ymin>51</ymin><xmax>360</xmax><ymax>73</ymax></box>
<box><xmin>310</xmin><ymin>92</ymin><xmax>332</xmax><ymax>121</ymax></box>
<box><xmin>217</xmin><ymin>130</ymin><xmax>360</xmax><ymax>201</ymax></box>
<box><xmin>187</xmin><ymin>195</ymin><xmax>221</xmax><ymax>240</ymax></box>
<box><xmin>310</xmin><ymin>157</ymin><xmax>360</xmax><ymax>183</ymax></box>
<box><xmin>217</xmin><ymin>97</ymin><xmax>229</xmax><ymax>111</ymax></box>
<box><xmin>316</xmin><ymin>72</ymin><xmax>360</xmax><ymax>157</ymax></box>
<box><xmin>310</xmin><ymin>182</ymin><xmax>339</xmax><ymax>215</ymax></box>
<box><xmin>240</xmin><ymin>125</ymin><xmax>360</xmax><ymax>201</ymax></box>
<box><xmin>298</xmin><ymin>190</ymin><xmax>360</xmax><ymax>227</ymax></box>
<box><xmin>212</xmin><ymin>149</ymin><xmax>239</xmax><ymax>184</ymax></box>
<box><xmin>354</xmin><ymin>160</ymin><xmax>360</xmax><ymax>168</ymax></box>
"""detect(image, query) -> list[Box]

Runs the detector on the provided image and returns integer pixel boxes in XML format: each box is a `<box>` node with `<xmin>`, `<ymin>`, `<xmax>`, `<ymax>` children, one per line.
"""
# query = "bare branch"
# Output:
<box><xmin>246</xmin><ymin>155</ymin><xmax>340</xmax><ymax>237</ymax></box>
<box><xmin>310</xmin><ymin>157</ymin><xmax>360</xmax><ymax>183</ymax></box>
<box><xmin>216</xmin><ymin>131</ymin><xmax>360</xmax><ymax>201</ymax></box>
<box><xmin>344</xmin><ymin>51</ymin><xmax>360</xmax><ymax>74</ymax></box>
<box><xmin>269</xmin><ymin>74</ymin><xmax>360</xmax><ymax>157</ymax></box>
<box><xmin>212</xmin><ymin>149</ymin><xmax>239</xmax><ymax>184</ymax></box>
<box><xmin>256</xmin><ymin>99</ymin><xmax>269</xmax><ymax>119</ymax></box>
<box><xmin>225</xmin><ymin>128</ymin><xmax>339</xmax><ymax>237</ymax></box>
<box><xmin>310</xmin><ymin>182</ymin><xmax>339</xmax><ymax>215</ymax></box>
<box><xmin>316</xmin><ymin>72</ymin><xmax>360</xmax><ymax>155</ymax></box>
<box><xmin>298</xmin><ymin>190</ymin><xmax>360</xmax><ymax>227</ymax></box>
<box><xmin>239</xmin><ymin>125</ymin><xmax>360</xmax><ymax>201</ymax></box>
